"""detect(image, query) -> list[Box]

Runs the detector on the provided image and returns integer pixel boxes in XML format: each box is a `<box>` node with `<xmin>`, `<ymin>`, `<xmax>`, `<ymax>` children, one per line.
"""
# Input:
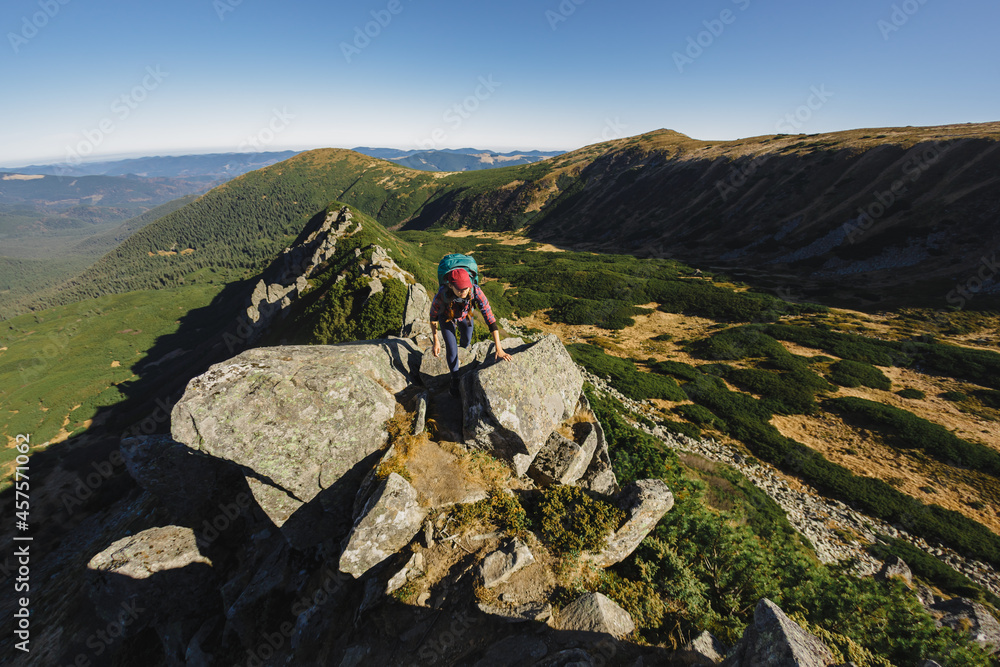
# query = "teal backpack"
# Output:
<box><xmin>437</xmin><ymin>253</ymin><xmax>479</xmax><ymax>287</ymax></box>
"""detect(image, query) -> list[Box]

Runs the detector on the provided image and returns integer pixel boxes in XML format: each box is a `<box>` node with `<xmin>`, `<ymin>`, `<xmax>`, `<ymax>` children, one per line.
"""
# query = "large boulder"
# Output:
<box><xmin>170</xmin><ymin>342</ymin><xmax>418</xmax><ymax>544</ymax></box>
<box><xmin>557</xmin><ymin>592</ymin><xmax>635</xmax><ymax>638</ymax></box>
<box><xmin>930</xmin><ymin>597</ymin><xmax>1000</xmax><ymax>655</ymax></box>
<box><xmin>463</xmin><ymin>334</ymin><xmax>583</xmax><ymax>476</ymax></box>
<box><xmin>339</xmin><ymin>473</ymin><xmax>427</xmax><ymax>578</ymax></box>
<box><xmin>588</xmin><ymin>479</ymin><xmax>674</xmax><ymax>568</ymax></box>
<box><xmin>723</xmin><ymin>598</ymin><xmax>836</xmax><ymax>667</ymax></box>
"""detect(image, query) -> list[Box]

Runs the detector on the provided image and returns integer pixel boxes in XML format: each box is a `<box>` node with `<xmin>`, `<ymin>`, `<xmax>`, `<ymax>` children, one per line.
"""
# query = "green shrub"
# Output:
<box><xmin>896</xmin><ymin>388</ymin><xmax>925</xmax><ymax>399</ymax></box>
<box><xmin>827</xmin><ymin>359</ymin><xmax>892</xmax><ymax>391</ymax></box>
<box><xmin>479</xmin><ymin>280</ymin><xmax>514</xmax><ymax>320</ymax></box>
<box><xmin>941</xmin><ymin>391</ymin><xmax>968</xmax><ymax>402</ymax></box>
<box><xmin>583</xmin><ymin>385</ymin><xmax>680</xmax><ymax>485</ymax></box>
<box><xmin>867</xmin><ymin>536</ymin><xmax>1000</xmax><ymax>607</ymax></box>
<box><xmin>650</xmin><ymin>333</ymin><xmax>673</xmax><ymax>342</ymax></box>
<box><xmin>454</xmin><ymin>488</ymin><xmax>529</xmax><ymax>537</ymax></box>
<box><xmin>537</xmin><ymin>485</ymin><xmax>624</xmax><ymax>555</ymax></box>
<box><xmin>568</xmin><ymin>344</ymin><xmax>686</xmax><ymax>401</ymax></box>
<box><xmin>673</xmin><ymin>403</ymin><xmax>724</xmax><ymax>428</ymax></box>
<box><xmin>826</xmin><ymin>396</ymin><xmax>1000</xmax><ymax>479</ymax></box>
<box><xmin>650</xmin><ymin>360</ymin><xmax>701</xmax><ymax>381</ymax></box>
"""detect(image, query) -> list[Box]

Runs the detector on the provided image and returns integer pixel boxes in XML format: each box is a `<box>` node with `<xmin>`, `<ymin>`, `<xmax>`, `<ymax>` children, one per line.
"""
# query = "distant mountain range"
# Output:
<box><xmin>351</xmin><ymin>147</ymin><xmax>564</xmax><ymax>171</ymax></box>
<box><xmin>0</xmin><ymin>151</ymin><xmax>301</xmax><ymax>180</ymax></box>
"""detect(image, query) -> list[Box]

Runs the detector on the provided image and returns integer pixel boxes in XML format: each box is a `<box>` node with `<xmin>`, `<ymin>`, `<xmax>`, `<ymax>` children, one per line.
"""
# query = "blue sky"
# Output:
<box><xmin>1</xmin><ymin>0</ymin><xmax>997</xmax><ymax>165</ymax></box>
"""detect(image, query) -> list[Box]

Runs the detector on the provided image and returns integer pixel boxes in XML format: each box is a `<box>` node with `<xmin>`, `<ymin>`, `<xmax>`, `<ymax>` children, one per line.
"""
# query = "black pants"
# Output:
<box><xmin>439</xmin><ymin>317</ymin><xmax>473</xmax><ymax>377</ymax></box>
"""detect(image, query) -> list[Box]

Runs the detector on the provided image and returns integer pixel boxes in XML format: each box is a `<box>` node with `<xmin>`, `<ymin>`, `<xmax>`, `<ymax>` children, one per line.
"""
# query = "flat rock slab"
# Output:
<box><xmin>588</xmin><ymin>479</ymin><xmax>674</xmax><ymax>568</ymax></box>
<box><xmin>86</xmin><ymin>525</ymin><xmax>216</xmax><ymax>632</ymax></box>
<box><xmin>171</xmin><ymin>343</ymin><xmax>414</xmax><ymax>532</ymax></box>
<box><xmin>479</xmin><ymin>537</ymin><xmax>535</xmax><ymax>588</ymax></box>
<box><xmin>463</xmin><ymin>334</ymin><xmax>583</xmax><ymax>476</ymax></box>
<box><xmin>557</xmin><ymin>592</ymin><xmax>635</xmax><ymax>638</ymax></box>
<box><xmin>339</xmin><ymin>473</ymin><xmax>427</xmax><ymax>578</ymax></box>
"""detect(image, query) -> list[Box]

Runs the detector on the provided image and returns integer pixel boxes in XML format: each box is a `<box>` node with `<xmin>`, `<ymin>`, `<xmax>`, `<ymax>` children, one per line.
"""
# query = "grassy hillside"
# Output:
<box><xmin>0</xmin><ymin>195</ymin><xmax>198</xmax><ymax>320</ymax></box>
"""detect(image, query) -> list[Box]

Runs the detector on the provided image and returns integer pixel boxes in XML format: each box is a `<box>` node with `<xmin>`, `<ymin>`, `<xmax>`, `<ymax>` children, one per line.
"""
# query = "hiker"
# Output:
<box><xmin>430</xmin><ymin>267</ymin><xmax>512</xmax><ymax>395</ymax></box>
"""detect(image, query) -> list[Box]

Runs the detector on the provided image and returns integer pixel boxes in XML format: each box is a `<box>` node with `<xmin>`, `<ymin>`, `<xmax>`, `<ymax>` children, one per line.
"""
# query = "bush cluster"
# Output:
<box><xmin>826</xmin><ymin>396</ymin><xmax>1000</xmax><ymax>479</ymax></box>
<box><xmin>537</xmin><ymin>485</ymin><xmax>624</xmax><ymax>555</ymax></box>
<box><xmin>827</xmin><ymin>359</ymin><xmax>892</xmax><ymax>391</ymax></box>
<box><xmin>568</xmin><ymin>343</ymin><xmax>686</xmax><ymax>401</ymax></box>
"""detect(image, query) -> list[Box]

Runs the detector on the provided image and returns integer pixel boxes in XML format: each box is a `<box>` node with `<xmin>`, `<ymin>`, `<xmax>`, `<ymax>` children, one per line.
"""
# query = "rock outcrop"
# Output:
<box><xmin>245</xmin><ymin>206</ymin><xmax>358</xmax><ymax>344</ymax></box>
<box><xmin>929</xmin><ymin>597</ymin><xmax>1000</xmax><ymax>655</ymax></box>
<box><xmin>723</xmin><ymin>598</ymin><xmax>836</xmax><ymax>667</ymax></box>
<box><xmin>680</xmin><ymin>630</ymin><xmax>729</xmax><ymax>665</ymax></box>
<box><xmin>170</xmin><ymin>340</ymin><xmax>419</xmax><ymax>548</ymax></box>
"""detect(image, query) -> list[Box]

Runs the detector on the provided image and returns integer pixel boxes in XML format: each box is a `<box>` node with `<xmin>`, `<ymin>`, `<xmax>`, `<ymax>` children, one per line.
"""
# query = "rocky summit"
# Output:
<box><xmin>75</xmin><ymin>321</ymin><xmax>879</xmax><ymax>666</ymax></box>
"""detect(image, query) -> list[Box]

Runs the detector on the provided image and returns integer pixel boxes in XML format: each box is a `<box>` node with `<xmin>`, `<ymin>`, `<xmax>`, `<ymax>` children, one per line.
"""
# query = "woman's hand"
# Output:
<box><xmin>495</xmin><ymin>348</ymin><xmax>512</xmax><ymax>362</ymax></box>
<box><xmin>433</xmin><ymin>337</ymin><xmax>441</xmax><ymax>357</ymax></box>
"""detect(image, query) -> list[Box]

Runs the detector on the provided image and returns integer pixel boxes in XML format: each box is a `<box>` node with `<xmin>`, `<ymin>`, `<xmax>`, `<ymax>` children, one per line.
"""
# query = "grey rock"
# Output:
<box><xmin>171</xmin><ymin>342</ymin><xmax>418</xmax><ymax>546</ymax></box>
<box><xmin>474</xmin><ymin>635</ymin><xmax>548</xmax><ymax>667</ymax></box>
<box><xmin>930</xmin><ymin>597</ymin><xmax>1000</xmax><ymax>654</ymax></box>
<box><xmin>401</xmin><ymin>283</ymin><xmax>432</xmax><ymax>338</ymax></box>
<box><xmin>533</xmin><ymin>649</ymin><xmax>594</xmax><ymax>667</ymax></box>
<box><xmin>414</xmin><ymin>391</ymin><xmax>429</xmax><ymax>436</ymax></box>
<box><xmin>463</xmin><ymin>334</ymin><xmax>583</xmax><ymax>476</ymax></box>
<box><xmin>876</xmin><ymin>555</ymin><xmax>912</xmax><ymax>585</ymax></box>
<box><xmin>479</xmin><ymin>537</ymin><xmax>535</xmax><ymax>588</ymax></box>
<box><xmin>476</xmin><ymin>600</ymin><xmax>553</xmax><ymax>623</ymax></box>
<box><xmin>223</xmin><ymin>541</ymin><xmax>291</xmax><ymax>645</ymax></box>
<box><xmin>575</xmin><ymin>393</ymin><xmax>619</xmax><ymax>495</ymax></box>
<box><xmin>722</xmin><ymin>598</ymin><xmax>835</xmax><ymax>667</ymax></box>
<box><xmin>528</xmin><ymin>425</ymin><xmax>598</xmax><ymax>487</ymax></box>
<box><xmin>386</xmin><ymin>552</ymin><xmax>425</xmax><ymax>595</ymax></box>
<box><xmin>119</xmin><ymin>433</ymin><xmax>251</xmax><ymax>527</ymax></box>
<box><xmin>86</xmin><ymin>525</ymin><xmax>216</xmax><ymax>639</ymax></box>
<box><xmin>339</xmin><ymin>473</ymin><xmax>427</xmax><ymax>578</ymax></box>
<box><xmin>557</xmin><ymin>592</ymin><xmax>635</xmax><ymax>638</ymax></box>
<box><xmin>588</xmin><ymin>479</ymin><xmax>674</xmax><ymax>568</ymax></box>
<box><xmin>680</xmin><ymin>630</ymin><xmax>727</xmax><ymax>665</ymax></box>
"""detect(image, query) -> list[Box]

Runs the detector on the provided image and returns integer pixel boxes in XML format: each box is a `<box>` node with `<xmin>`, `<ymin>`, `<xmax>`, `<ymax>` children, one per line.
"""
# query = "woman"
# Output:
<box><xmin>429</xmin><ymin>267</ymin><xmax>513</xmax><ymax>395</ymax></box>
